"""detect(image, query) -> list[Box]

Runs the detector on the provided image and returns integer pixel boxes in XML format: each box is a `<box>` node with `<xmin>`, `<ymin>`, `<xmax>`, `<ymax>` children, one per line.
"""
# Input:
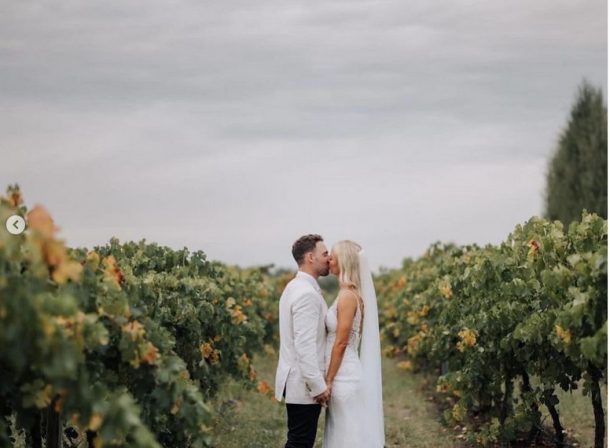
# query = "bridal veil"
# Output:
<box><xmin>357</xmin><ymin>250</ymin><xmax>385</xmax><ymax>447</ymax></box>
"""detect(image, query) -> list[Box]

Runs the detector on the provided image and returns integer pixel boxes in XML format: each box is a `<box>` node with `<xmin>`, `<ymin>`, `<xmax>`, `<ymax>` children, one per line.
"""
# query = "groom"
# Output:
<box><xmin>275</xmin><ymin>234</ymin><xmax>331</xmax><ymax>448</ymax></box>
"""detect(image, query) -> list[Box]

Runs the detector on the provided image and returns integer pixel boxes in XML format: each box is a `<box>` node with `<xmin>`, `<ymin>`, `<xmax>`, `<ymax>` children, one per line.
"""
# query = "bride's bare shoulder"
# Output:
<box><xmin>335</xmin><ymin>288</ymin><xmax>359</xmax><ymax>309</ymax></box>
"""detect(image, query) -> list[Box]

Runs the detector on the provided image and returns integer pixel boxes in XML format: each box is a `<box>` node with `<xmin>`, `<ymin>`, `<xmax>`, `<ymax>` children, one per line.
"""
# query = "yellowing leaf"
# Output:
<box><xmin>263</xmin><ymin>344</ymin><xmax>276</xmax><ymax>355</ymax></box>
<box><xmin>237</xmin><ymin>353</ymin><xmax>250</xmax><ymax>371</ymax></box>
<box><xmin>555</xmin><ymin>324</ymin><xmax>572</xmax><ymax>344</ymax></box>
<box><xmin>86</xmin><ymin>250</ymin><xmax>101</xmax><ymax>269</ymax></box>
<box><xmin>257</xmin><ymin>381</ymin><xmax>272</xmax><ymax>395</ymax></box>
<box><xmin>436</xmin><ymin>383</ymin><xmax>449</xmax><ymax>393</ymax></box>
<box><xmin>439</xmin><ymin>283</ymin><xmax>453</xmax><ymax>300</ymax></box>
<box><xmin>171</xmin><ymin>398</ymin><xmax>182</xmax><ymax>415</ymax></box>
<box><xmin>419</xmin><ymin>304</ymin><xmax>430</xmax><ymax>317</ymax></box>
<box><xmin>231</xmin><ymin>306</ymin><xmax>248</xmax><ymax>325</ymax></box>
<box><xmin>457</xmin><ymin>328</ymin><xmax>477</xmax><ymax>352</ymax></box>
<box><xmin>395</xmin><ymin>275</ymin><xmax>407</xmax><ymax>289</ymax></box>
<box><xmin>200</xmin><ymin>342</ymin><xmax>214</xmax><ymax>359</ymax></box>
<box><xmin>452</xmin><ymin>404</ymin><xmax>465</xmax><ymax>422</ymax></box>
<box><xmin>406</xmin><ymin>311</ymin><xmax>419</xmax><ymax>325</ymax></box>
<box><xmin>141</xmin><ymin>342</ymin><xmax>159</xmax><ymax>365</ymax></box>
<box><xmin>88</xmin><ymin>413</ymin><xmax>103</xmax><ymax>431</ymax></box>
<box><xmin>52</xmin><ymin>260</ymin><xmax>83</xmax><ymax>284</ymax></box>
<box><xmin>7</xmin><ymin>190</ymin><xmax>23</xmax><ymax>208</ymax></box>
<box><xmin>397</xmin><ymin>360</ymin><xmax>413</xmax><ymax>371</ymax></box>
<box><xmin>527</xmin><ymin>239</ymin><xmax>541</xmax><ymax>261</ymax></box>
<box><xmin>27</xmin><ymin>206</ymin><xmax>58</xmax><ymax>238</ymax></box>
<box><xmin>407</xmin><ymin>334</ymin><xmax>421</xmax><ymax>355</ymax></box>
<box><xmin>102</xmin><ymin>256</ymin><xmax>124</xmax><ymax>288</ymax></box>
<box><xmin>122</xmin><ymin>321</ymin><xmax>145</xmax><ymax>340</ymax></box>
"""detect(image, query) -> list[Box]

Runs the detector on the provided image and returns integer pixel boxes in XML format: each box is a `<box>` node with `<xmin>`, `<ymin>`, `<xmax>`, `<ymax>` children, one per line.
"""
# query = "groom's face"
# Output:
<box><xmin>311</xmin><ymin>241</ymin><xmax>330</xmax><ymax>277</ymax></box>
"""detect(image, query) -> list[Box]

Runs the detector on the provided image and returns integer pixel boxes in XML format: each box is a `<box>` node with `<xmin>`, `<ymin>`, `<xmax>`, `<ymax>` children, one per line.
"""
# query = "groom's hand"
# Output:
<box><xmin>314</xmin><ymin>387</ymin><xmax>331</xmax><ymax>404</ymax></box>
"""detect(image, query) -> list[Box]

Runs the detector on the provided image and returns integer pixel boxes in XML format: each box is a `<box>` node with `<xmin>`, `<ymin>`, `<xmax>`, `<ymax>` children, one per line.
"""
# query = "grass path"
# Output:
<box><xmin>211</xmin><ymin>353</ymin><xmax>457</xmax><ymax>448</ymax></box>
<box><xmin>211</xmin><ymin>352</ymin><xmax>606</xmax><ymax>448</ymax></box>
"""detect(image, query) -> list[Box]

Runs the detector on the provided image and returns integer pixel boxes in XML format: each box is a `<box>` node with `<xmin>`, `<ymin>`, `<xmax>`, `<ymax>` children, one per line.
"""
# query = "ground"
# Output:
<box><xmin>211</xmin><ymin>352</ymin><xmax>606</xmax><ymax>448</ymax></box>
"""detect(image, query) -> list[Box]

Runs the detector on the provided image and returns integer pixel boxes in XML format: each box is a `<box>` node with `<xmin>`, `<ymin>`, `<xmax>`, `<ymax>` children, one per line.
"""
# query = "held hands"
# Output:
<box><xmin>314</xmin><ymin>387</ymin><xmax>331</xmax><ymax>406</ymax></box>
<box><xmin>314</xmin><ymin>380</ymin><xmax>332</xmax><ymax>407</ymax></box>
<box><xmin>314</xmin><ymin>378</ymin><xmax>333</xmax><ymax>406</ymax></box>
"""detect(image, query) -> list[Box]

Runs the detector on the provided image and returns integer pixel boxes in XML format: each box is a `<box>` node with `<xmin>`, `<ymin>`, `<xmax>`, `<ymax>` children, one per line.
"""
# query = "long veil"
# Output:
<box><xmin>358</xmin><ymin>250</ymin><xmax>385</xmax><ymax>446</ymax></box>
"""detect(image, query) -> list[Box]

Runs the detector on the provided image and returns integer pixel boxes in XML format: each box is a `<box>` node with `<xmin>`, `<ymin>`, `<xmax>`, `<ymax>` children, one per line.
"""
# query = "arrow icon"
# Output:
<box><xmin>6</xmin><ymin>215</ymin><xmax>26</xmax><ymax>235</ymax></box>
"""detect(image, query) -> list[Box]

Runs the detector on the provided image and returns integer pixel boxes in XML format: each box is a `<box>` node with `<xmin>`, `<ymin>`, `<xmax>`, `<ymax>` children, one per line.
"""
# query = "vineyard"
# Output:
<box><xmin>376</xmin><ymin>213</ymin><xmax>607</xmax><ymax>447</ymax></box>
<box><xmin>0</xmin><ymin>185</ymin><xmax>607</xmax><ymax>447</ymax></box>
<box><xmin>0</xmin><ymin>186</ymin><xmax>282</xmax><ymax>448</ymax></box>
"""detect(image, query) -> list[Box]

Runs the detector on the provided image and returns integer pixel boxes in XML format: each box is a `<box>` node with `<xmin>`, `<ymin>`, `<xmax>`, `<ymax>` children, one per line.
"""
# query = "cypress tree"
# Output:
<box><xmin>544</xmin><ymin>80</ymin><xmax>607</xmax><ymax>225</ymax></box>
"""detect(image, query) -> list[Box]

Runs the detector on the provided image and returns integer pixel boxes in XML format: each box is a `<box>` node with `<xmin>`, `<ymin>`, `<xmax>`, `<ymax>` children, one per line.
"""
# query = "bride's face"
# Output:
<box><xmin>329</xmin><ymin>248</ymin><xmax>340</xmax><ymax>276</ymax></box>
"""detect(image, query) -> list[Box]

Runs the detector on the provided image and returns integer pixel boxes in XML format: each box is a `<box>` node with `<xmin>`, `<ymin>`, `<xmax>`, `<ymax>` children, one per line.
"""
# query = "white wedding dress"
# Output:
<box><xmin>323</xmin><ymin>250</ymin><xmax>385</xmax><ymax>448</ymax></box>
<box><xmin>323</xmin><ymin>297</ymin><xmax>364</xmax><ymax>448</ymax></box>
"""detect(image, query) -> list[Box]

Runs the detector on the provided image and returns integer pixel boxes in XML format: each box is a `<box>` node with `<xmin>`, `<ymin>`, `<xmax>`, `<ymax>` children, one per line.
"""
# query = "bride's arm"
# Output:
<box><xmin>325</xmin><ymin>291</ymin><xmax>358</xmax><ymax>386</ymax></box>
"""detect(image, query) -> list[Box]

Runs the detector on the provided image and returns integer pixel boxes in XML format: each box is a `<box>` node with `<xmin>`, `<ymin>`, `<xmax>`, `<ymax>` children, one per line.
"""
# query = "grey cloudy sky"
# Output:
<box><xmin>1</xmin><ymin>0</ymin><xmax>607</xmax><ymax>271</ymax></box>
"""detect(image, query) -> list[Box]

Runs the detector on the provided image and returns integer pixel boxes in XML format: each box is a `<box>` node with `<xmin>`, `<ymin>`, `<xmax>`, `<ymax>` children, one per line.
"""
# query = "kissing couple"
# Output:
<box><xmin>275</xmin><ymin>234</ymin><xmax>385</xmax><ymax>448</ymax></box>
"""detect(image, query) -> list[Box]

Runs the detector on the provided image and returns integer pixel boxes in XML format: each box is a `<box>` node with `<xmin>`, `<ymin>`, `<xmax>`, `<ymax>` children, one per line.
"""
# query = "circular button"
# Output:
<box><xmin>6</xmin><ymin>215</ymin><xmax>26</xmax><ymax>235</ymax></box>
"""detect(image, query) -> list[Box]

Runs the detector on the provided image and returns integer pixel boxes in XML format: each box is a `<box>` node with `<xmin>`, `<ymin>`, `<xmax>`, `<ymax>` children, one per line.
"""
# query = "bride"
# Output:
<box><xmin>323</xmin><ymin>240</ymin><xmax>385</xmax><ymax>447</ymax></box>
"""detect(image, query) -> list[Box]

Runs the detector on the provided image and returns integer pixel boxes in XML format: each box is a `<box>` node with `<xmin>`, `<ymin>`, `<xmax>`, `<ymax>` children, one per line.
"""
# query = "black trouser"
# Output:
<box><xmin>285</xmin><ymin>402</ymin><xmax>322</xmax><ymax>448</ymax></box>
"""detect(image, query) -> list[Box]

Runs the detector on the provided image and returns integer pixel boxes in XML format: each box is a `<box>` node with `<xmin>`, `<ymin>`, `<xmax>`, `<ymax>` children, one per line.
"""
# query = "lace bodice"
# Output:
<box><xmin>325</xmin><ymin>295</ymin><xmax>363</xmax><ymax>353</ymax></box>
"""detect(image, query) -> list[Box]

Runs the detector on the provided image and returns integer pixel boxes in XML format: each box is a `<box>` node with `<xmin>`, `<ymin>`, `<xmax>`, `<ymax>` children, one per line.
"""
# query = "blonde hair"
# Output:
<box><xmin>333</xmin><ymin>240</ymin><xmax>363</xmax><ymax>296</ymax></box>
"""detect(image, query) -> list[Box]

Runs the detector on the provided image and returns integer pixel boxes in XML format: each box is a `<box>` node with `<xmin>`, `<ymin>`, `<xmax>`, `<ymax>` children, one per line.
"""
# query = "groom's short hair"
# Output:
<box><xmin>292</xmin><ymin>234</ymin><xmax>323</xmax><ymax>266</ymax></box>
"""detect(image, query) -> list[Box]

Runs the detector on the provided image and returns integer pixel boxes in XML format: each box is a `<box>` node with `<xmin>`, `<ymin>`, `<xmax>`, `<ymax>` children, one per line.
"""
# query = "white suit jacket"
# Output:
<box><xmin>274</xmin><ymin>271</ymin><xmax>328</xmax><ymax>404</ymax></box>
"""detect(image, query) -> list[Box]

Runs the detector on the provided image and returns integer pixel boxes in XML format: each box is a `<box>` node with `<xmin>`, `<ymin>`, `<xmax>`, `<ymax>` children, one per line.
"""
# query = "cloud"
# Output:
<box><xmin>0</xmin><ymin>0</ymin><xmax>606</xmax><ymax>270</ymax></box>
